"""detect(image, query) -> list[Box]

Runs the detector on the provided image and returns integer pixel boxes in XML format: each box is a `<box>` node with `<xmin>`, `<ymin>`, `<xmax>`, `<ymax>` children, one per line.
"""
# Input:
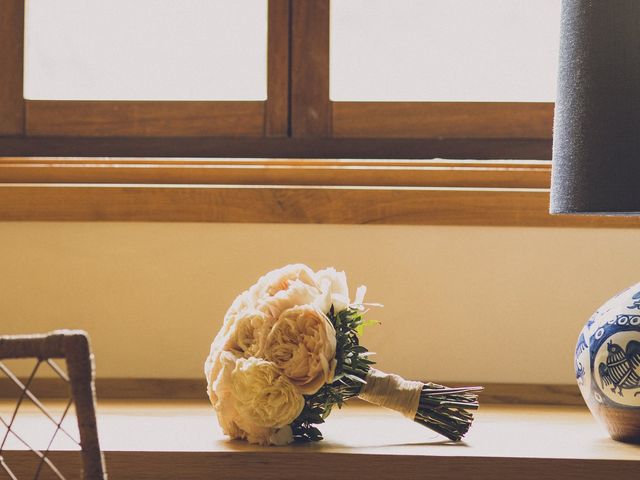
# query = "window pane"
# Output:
<box><xmin>24</xmin><ymin>0</ymin><xmax>267</xmax><ymax>101</ymax></box>
<box><xmin>330</xmin><ymin>0</ymin><xmax>561</xmax><ymax>102</ymax></box>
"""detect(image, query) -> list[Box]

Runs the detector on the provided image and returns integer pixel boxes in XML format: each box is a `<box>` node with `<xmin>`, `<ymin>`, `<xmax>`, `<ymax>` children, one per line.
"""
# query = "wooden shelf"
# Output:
<box><xmin>1</xmin><ymin>400</ymin><xmax>638</xmax><ymax>479</ymax></box>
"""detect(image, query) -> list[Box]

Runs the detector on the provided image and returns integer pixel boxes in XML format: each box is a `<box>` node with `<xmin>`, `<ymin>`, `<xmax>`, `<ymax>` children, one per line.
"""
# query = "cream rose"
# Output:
<box><xmin>246</xmin><ymin>264</ymin><xmax>325</xmax><ymax>319</ymax></box>
<box><xmin>206</xmin><ymin>351</ymin><xmax>245</xmax><ymax>439</ymax></box>
<box><xmin>244</xmin><ymin>264</ymin><xmax>353</xmax><ymax>319</ymax></box>
<box><xmin>204</xmin><ymin>289</ymin><xmax>263</xmax><ymax>379</ymax></box>
<box><xmin>257</xmin><ymin>279</ymin><xmax>322</xmax><ymax>320</ymax></box>
<box><xmin>249</xmin><ymin>263</ymin><xmax>319</xmax><ymax>300</ymax></box>
<box><xmin>208</xmin><ymin>291</ymin><xmax>255</xmax><ymax>357</ymax></box>
<box><xmin>206</xmin><ymin>352</ymin><xmax>299</xmax><ymax>446</ymax></box>
<box><xmin>224</xmin><ymin>290</ymin><xmax>255</xmax><ymax>324</ymax></box>
<box><xmin>231</xmin><ymin>356</ymin><xmax>305</xmax><ymax>429</ymax></box>
<box><xmin>263</xmin><ymin>305</ymin><xmax>337</xmax><ymax>395</ymax></box>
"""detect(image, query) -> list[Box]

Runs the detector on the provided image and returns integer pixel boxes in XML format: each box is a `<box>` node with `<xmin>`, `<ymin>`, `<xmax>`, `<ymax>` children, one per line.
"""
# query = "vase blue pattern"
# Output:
<box><xmin>575</xmin><ymin>282</ymin><xmax>640</xmax><ymax>443</ymax></box>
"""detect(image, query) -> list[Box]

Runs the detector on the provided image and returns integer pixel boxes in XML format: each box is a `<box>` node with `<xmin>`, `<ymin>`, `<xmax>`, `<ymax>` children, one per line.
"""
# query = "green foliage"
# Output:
<box><xmin>355</xmin><ymin>317</ymin><xmax>380</xmax><ymax>337</ymax></box>
<box><xmin>291</xmin><ymin>306</ymin><xmax>376</xmax><ymax>442</ymax></box>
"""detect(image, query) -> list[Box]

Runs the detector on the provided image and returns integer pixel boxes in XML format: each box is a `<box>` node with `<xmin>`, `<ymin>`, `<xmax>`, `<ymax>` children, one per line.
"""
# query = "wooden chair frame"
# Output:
<box><xmin>0</xmin><ymin>331</ymin><xmax>106</xmax><ymax>480</ymax></box>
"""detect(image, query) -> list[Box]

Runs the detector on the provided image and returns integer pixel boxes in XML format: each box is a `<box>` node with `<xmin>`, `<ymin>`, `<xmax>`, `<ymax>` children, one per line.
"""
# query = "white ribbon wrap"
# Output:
<box><xmin>358</xmin><ymin>368</ymin><xmax>423</xmax><ymax>419</ymax></box>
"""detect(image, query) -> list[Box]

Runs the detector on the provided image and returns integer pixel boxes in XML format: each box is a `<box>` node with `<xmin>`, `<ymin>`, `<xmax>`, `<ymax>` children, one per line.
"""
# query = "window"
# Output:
<box><xmin>329</xmin><ymin>0</ymin><xmax>558</xmax><ymax>139</ymax></box>
<box><xmin>22</xmin><ymin>0</ymin><xmax>271</xmax><ymax>136</ymax></box>
<box><xmin>1</xmin><ymin>0</ymin><xmax>553</xmax><ymax>157</ymax></box>
<box><xmin>25</xmin><ymin>0</ymin><xmax>268</xmax><ymax>102</ymax></box>
<box><xmin>1</xmin><ymin>0</ymin><xmax>638</xmax><ymax>227</ymax></box>
<box><xmin>331</xmin><ymin>0</ymin><xmax>559</xmax><ymax>103</ymax></box>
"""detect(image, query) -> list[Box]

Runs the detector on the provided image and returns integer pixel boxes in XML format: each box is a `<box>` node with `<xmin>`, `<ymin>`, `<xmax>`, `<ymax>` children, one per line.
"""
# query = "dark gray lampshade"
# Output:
<box><xmin>550</xmin><ymin>0</ymin><xmax>640</xmax><ymax>214</ymax></box>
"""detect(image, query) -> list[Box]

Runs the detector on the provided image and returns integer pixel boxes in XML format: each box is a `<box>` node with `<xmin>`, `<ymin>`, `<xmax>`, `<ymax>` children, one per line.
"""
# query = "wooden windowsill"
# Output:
<box><xmin>2</xmin><ymin>399</ymin><xmax>638</xmax><ymax>479</ymax></box>
<box><xmin>1</xmin><ymin>157</ymin><xmax>640</xmax><ymax>227</ymax></box>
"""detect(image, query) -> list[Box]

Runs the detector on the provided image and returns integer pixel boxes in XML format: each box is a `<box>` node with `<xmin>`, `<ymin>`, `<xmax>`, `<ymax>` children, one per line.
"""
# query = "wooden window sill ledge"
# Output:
<box><xmin>2</xmin><ymin>400</ymin><xmax>638</xmax><ymax>479</ymax></box>
<box><xmin>1</xmin><ymin>157</ymin><xmax>640</xmax><ymax>226</ymax></box>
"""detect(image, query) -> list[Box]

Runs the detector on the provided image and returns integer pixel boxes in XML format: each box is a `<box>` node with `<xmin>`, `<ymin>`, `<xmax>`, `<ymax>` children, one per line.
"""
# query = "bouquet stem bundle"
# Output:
<box><xmin>356</xmin><ymin>369</ymin><xmax>481</xmax><ymax>442</ymax></box>
<box><xmin>414</xmin><ymin>382</ymin><xmax>482</xmax><ymax>442</ymax></box>
<box><xmin>292</xmin><ymin>305</ymin><xmax>482</xmax><ymax>443</ymax></box>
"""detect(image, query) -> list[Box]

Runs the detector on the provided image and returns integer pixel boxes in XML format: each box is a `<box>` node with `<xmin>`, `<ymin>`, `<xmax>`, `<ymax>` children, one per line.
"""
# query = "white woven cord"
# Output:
<box><xmin>358</xmin><ymin>368</ymin><xmax>423</xmax><ymax>419</ymax></box>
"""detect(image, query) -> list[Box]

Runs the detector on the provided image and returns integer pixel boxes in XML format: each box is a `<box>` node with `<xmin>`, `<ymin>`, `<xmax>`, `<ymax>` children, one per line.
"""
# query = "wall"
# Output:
<box><xmin>1</xmin><ymin>222</ymin><xmax>639</xmax><ymax>385</ymax></box>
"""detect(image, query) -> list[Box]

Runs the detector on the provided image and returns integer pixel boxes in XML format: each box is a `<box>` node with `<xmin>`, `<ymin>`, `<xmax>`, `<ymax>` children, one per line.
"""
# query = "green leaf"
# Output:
<box><xmin>355</xmin><ymin>318</ymin><xmax>380</xmax><ymax>336</ymax></box>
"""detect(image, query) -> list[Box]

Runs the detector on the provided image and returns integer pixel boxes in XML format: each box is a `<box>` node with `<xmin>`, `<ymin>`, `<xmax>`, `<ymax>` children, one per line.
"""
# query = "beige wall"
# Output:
<box><xmin>1</xmin><ymin>222</ymin><xmax>639</xmax><ymax>385</ymax></box>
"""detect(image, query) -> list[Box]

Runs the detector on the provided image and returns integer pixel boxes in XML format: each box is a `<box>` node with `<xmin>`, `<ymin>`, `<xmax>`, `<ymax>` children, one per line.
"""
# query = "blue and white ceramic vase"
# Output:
<box><xmin>575</xmin><ymin>282</ymin><xmax>640</xmax><ymax>443</ymax></box>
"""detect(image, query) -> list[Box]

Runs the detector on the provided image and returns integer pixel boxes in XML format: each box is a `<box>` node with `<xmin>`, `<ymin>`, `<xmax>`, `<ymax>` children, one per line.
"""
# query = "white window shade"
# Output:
<box><xmin>330</xmin><ymin>0</ymin><xmax>561</xmax><ymax>102</ymax></box>
<box><xmin>24</xmin><ymin>0</ymin><xmax>268</xmax><ymax>101</ymax></box>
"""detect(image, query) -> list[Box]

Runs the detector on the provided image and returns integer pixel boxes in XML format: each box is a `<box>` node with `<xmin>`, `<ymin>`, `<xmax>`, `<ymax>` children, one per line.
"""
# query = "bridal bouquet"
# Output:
<box><xmin>204</xmin><ymin>264</ymin><xmax>481</xmax><ymax>446</ymax></box>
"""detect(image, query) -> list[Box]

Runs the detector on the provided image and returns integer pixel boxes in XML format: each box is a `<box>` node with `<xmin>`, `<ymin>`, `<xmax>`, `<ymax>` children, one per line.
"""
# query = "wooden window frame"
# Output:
<box><xmin>0</xmin><ymin>0</ymin><xmax>551</xmax><ymax>159</ymax></box>
<box><xmin>1</xmin><ymin>1</ymin><xmax>636</xmax><ymax>227</ymax></box>
<box><xmin>291</xmin><ymin>2</ymin><xmax>555</xmax><ymax>142</ymax></box>
<box><xmin>2</xmin><ymin>0</ymin><xmax>289</xmax><ymax>139</ymax></box>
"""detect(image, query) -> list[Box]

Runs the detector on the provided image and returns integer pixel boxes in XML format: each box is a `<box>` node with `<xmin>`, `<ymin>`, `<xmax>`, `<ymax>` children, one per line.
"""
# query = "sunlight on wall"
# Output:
<box><xmin>1</xmin><ymin>222</ymin><xmax>638</xmax><ymax>385</ymax></box>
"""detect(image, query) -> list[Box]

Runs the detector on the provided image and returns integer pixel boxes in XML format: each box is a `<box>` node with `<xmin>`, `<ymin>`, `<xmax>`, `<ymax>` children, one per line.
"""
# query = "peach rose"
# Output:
<box><xmin>220</xmin><ymin>310</ymin><xmax>272</xmax><ymax>358</ymax></box>
<box><xmin>239</xmin><ymin>264</ymin><xmax>353</xmax><ymax>321</ymax></box>
<box><xmin>249</xmin><ymin>264</ymin><xmax>319</xmax><ymax>300</ymax></box>
<box><xmin>256</xmin><ymin>279</ymin><xmax>323</xmax><ymax>321</ymax></box>
<box><xmin>263</xmin><ymin>305</ymin><xmax>337</xmax><ymax>395</ymax></box>
<box><xmin>246</xmin><ymin>264</ymin><xmax>323</xmax><ymax>319</ymax></box>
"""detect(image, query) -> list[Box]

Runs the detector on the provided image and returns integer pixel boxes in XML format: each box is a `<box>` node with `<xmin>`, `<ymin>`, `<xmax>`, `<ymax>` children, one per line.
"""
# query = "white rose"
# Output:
<box><xmin>315</xmin><ymin>267</ymin><xmax>350</xmax><ymax>313</ymax></box>
<box><xmin>231</xmin><ymin>357</ymin><xmax>305</xmax><ymax>429</ymax></box>
<box><xmin>263</xmin><ymin>305</ymin><xmax>337</xmax><ymax>395</ymax></box>
<box><xmin>205</xmin><ymin>351</ymin><xmax>245</xmax><ymax>439</ymax></box>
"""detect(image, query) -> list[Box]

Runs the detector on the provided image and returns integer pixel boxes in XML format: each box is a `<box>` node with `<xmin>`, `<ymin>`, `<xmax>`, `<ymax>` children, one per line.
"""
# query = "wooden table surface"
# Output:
<box><xmin>1</xmin><ymin>399</ymin><xmax>638</xmax><ymax>479</ymax></box>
